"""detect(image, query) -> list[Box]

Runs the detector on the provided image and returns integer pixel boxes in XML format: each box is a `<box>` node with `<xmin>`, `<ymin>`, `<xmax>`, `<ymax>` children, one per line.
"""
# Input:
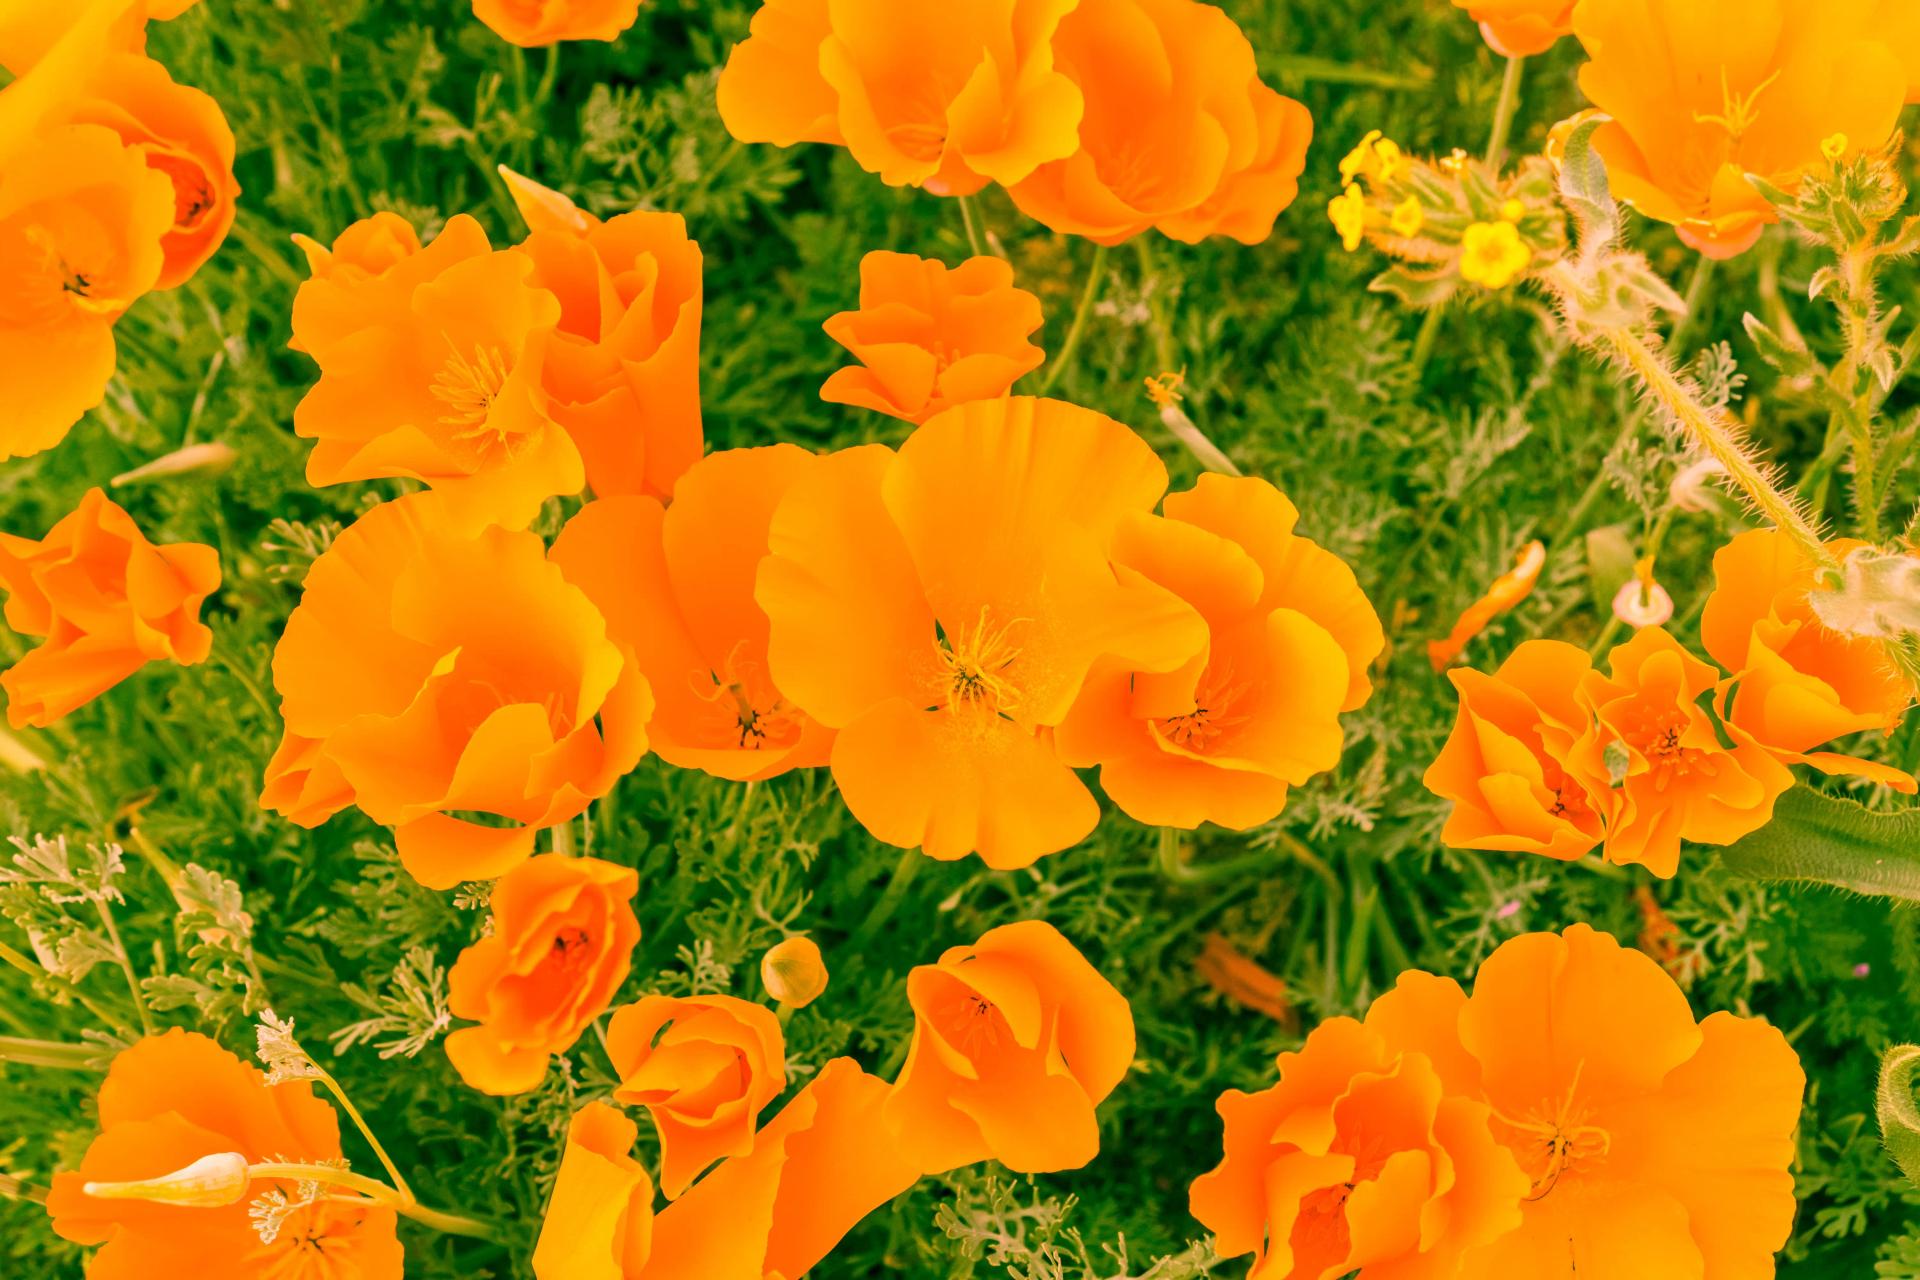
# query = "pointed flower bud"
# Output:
<box><xmin>83</xmin><ymin>1152</ymin><xmax>251</xmax><ymax>1208</ymax></box>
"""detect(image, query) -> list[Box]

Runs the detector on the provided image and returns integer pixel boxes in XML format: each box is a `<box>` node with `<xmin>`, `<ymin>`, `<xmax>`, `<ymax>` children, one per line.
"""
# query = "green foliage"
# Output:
<box><xmin>1722</xmin><ymin>790</ymin><xmax>1920</xmax><ymax>901</ymax></box>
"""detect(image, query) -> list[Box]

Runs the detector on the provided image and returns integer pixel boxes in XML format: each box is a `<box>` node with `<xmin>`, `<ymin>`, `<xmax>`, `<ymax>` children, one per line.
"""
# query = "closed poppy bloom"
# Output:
<box><xmin>532</xmin><ymin>1102</ymin><xmax>653</xmax><ymax>1280</ymax></box>
<box><xmin>1365</xmin><ymin>924</ymin><xmax>1804</xmax><ymax>1279</ymax></box>
<box><xmin>1007</xmin><ymin>0</ymin><xmax>1314</xmax><ymax>244</ymax></box>
<box><xmin>0</xmin><ymin>488</ymin><xmax>219</xmax><ymax>729</ymax></box>
<box><xmin>761</xmin><ymin>935</ymin><xmax>829</xmax><ymax>1009</ymax></box>
<box><xmin>1452</xmin><ymin>0</ymin><xmax>1575</xmax><ymax>56</ymax></box>
<box><xmin>883</xmin><ymin>920</ymin><xmax>1134</xmax><ymax>1175</ymax></box>
<box><xmin>1190</xmin><ymin>1017</ymin><xmax>1529</xmax><ymax>1280</ymax></box>
<box><xmin>551</xmin><ymin>447</ymin><xmax>832</xmax><ymax>781</ymax></box>
<box><xmin>44</xmin><ymin>1029</ymin><xmax>403</xmax><ymax>1279</ymax></box>
<box><xmin>821</xmin><ymin>251</ymin><xmax>1044</xmax><ymax>425</ymax></box>
<box><xmin>757</xmin><ymin>396</ymin><xmax>1207</xmax><ymax>868</ymax></box>
<box><xmin>1572</xmin><ymin>0</ymin><xmax>1908</xmax><ymax>257</ymax></box>
<box><xmin>260</xmin><ymin>495</ymin><xmax>652</xmax><ymax>890</ymax></box>
<box><xmin>639</xmin><ymin>1058</ymin><xmax>922</xmax><ymax>1278</ymax></box>
<box><xmin>1056</xmin><ymin>475</ymin><xmax>1384</xmax><ymax>831</ymax></box>
<box><xmin>606</xmin><ymin>993</ymin><xmax>787</xmax><ymax>1198</ymax></box>
<box><xmin>716</xmin><ymin>0</ymin><xmax>1084</xmax><ymax>195</ymax></box>
<box><xmin>1567</xmin><ymin>627</ymin><xmax>1792</xmax><ymax>877</ymax></box>
<box><xmin>1425</xmin><ymin>640</ymin><xmax>1608</xmax><ymax>863</ymax></box>
<box><xmin>446</xmin><ymin>854</ymin><xmax>641</xmax><ymax>1095</ymax></box>
<box><xmin>500</xmin><ymin>168</ymin><xmax>704</xmax><ymax>501</ymax></box>
<box><xmin>472</xmin><ymin>0</ymin><xmax>643</xmax><ymax>46</ymax></box>
<box><xmin>289</xmin><ymin>212</ymin><xmax>582</xmax><ymax>531</ymax></box>
<box><xmin>1701</xmin><ymin>529</ymin><xmax>1916</xmax><ymax>791</ymax></box>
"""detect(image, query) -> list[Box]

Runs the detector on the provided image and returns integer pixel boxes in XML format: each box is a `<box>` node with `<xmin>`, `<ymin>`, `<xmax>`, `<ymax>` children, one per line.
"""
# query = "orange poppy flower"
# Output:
<box><xmin>883</xmin><ymin>920</ymin><xmax>1134</xmax><ymax>1175</ymax></box>
<box><xmin>288</xmin><ymin>213</ymin><xmax>582</xmax><ymax>531</ymax></box>
<box><xmin>1568</xmin><ymin>626</ymin><xmax>1793</xmax><ymax>877</ymax></box>
<box><xmin>260</xmin><ymin>494</ymin><xmax>652</xmax><ymax>889</ymax></box>
<box><xmin>606</xmin><ymin>993</ymin><xmax>787</xmax><ymax>1198</ymax></box>
<box><xmin>500</xmin><ymin>168</ymin><xmax>704</xmax><ymax>502</ymax></box>
<box><xmin>1364</xmin><ymin>924</ymin><xmax>1804</xmax><ymax>1278</ymax></box>
<box><xmin>1424</xmin><ymin>640</ymin><xmax>1608</xmax><ymax>863</ymax></box>
<box><xmin>1701</xmin><ymin>528</ymin><xmax>1916</xmax><ymax>791</ymax></box>
<box><xmin>1007</xmin><ymin>0</ymin><xmax>1313</xmax><ymax>244</ymax></box>
<box><xmin>1873</xmin><ymin>0</ymin><xmax>1920</xmax><ymax>101</ymax></box>
<box><xmin>0</xmin><ymin>488</ymin><xmax>219</xmax><ymax>728</ymax></box>
<box><xmin>1572</xmin><ymin>0</ymin><xmax>1908</xmax><ymax>257</ymax></box>
<box><xmin>1055</xmin><ymin>475</ymin><xmax>1383</xmax><ymax>830</ymax></box>
<box><xmin>446</xmin><ymin>854</ymin><xmax>642</xmax><ymax>1095</ymax></box>
<box><xmin>716</xmin><ymin>0</ymin><xmax>1084</xmax><ymax>195</ymax></box>
<box><xmin>1194</xmin><ymin>933</ymin><xmax>1295</xmax><ymax>1028</ymax></box>
<box><xmin>821</xmin><ymin>251</ymin><xmax>1044</xmax><ymax>425</ymax></box>
<box><xmin>1452</xmin><ymin>0</ymin><xmax>1575</xmax><ymax>56</ymax></box>
<box><xmin>757</xmin><ymin>396</ymin><xmax>1207</xmax><ymax>868</ymax></box>
<box><xmin>532</xmin><ymin>1102</ymin><xmax>654</xmax><ymax>1280</ymax></box>
<box><xmin>1190</xmin><ymin>1016</ymin><xmax>1530</xmax><ymax>1280</ymax></box>
<box><xmin>44</xmin><ymin>1029</ymin><xmax>403</xmax><ymax>1279</ymax></box>
<box><xmin>550</xmin><ymin>447</ymin><xmax>833</xmax><ymax>781</ymax></box>
<box><xmin>638</xmin><ymin>1058</ymin><xmax>921</xmax><ymax>1278</ymax></box>
<box><xmin>472</xmin><ymin>0</ymin><xmax>643</xmax><ymax>47</ymax></box>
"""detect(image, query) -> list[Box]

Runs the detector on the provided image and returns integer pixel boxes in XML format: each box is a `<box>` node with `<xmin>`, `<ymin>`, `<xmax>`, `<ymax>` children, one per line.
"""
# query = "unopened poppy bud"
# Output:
<box><xmin>110</xmin><ymin>442</ymin><xmax>238</xmax><ymax>488</ymax></box>
<box><xmin>761</xmin><ymin>936</ymin><xmax>829</xmax><ymax>1009</ymax></box>
<box><xmin>83</xmin><ymin>1151</ymin><xmax>251</xmax><ymax>1207</ymax></box>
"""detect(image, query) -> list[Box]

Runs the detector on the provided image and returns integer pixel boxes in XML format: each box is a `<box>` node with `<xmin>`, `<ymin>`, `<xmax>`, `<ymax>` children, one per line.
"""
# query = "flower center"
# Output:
<box><xmin>690</xmin><ymin>643</ymin><xmax>803</xmax><ymax>751</ymax></box>
<box><xmin>1493</xmin><ymin>1066</ymin><xmax>1612</xmax><ymax>1201</ymax></box>
<box><xmin>1154</xmin><ymin>663</ymin><xmax>1251</xmax><ymax>753</ymax></box>
<box><xmin>1693</xmin><ymin>66</ymin><xmax>1782</xmax><ymax>144</ymax></box>
<box><xmin>430</xmin><ymin>341</ymin><xmax>536</xmax><ymax>457</ymax></box>
<box><xmin>1618</xmin><ymin>705</ymin><xmax>1708</xmax><ymax>792</ymax></box>
<box><xmin>551</xmin><ymin>926</ymin><xmax>592</xmax><ymax>968</ymax></box>
<box><xmin>936</xmin><ymin>607</ymin><xmax>1025</xmax><ymax>717</ymax></box>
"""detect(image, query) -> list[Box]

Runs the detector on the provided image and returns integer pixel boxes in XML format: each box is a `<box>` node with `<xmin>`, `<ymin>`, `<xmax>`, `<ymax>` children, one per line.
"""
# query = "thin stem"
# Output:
<box><xmin>850</xmin><ymin>847</ymin><xmax>922</xmax><ymax>947</ymax></box>
<box><xmin>1160</xmin><ymin>404</ymin><xmax>1242</xmax><ymax>476</ymax></box>
<box><xmin>1410</xmin><ymin>305</ymin><xmax>1446</xmax><ymax>375</ymax></box>
<box><xmin>0</xmin><ymin>1036</ymin><xmax>104</xmax><ymax>1071</ymax></box>
<box><xmin>0</xmin><ymin>1174</ymin><xmax>47</xmax><ymax>1205</ymax></box>
<box><xmin>1552</xmin><ymin>411</ymin><xmax>1642</xmax><ymax>542</ymax></box>
<box><xmin>1484</xmin><ymin>55</ymin><xmax>1526</xmax><ymax>169</ymax></box>
<box><xmin>247</xmin><ymin>1162</ymin><xmax>494</xmax><ymax>1241</ymax></box>
<box><xmin>0</xmin><ymin>724</ymin><xmax>47</xmax><ymax>773</ymax></box>
<box><xmin>1835</xmin><ymin>243</ymin><xmax>1885</xmax><ymax>540</ymax></box>
<box><xmin>550</xmin><ymin>819</ymin><xmax>578</xmax><ymax>857</ymax></box>
<box><xmin>1664</xmin><ymin>254</ymin><xmax>1716</xmax><ymax>358</ymax></box>
<box><xmin>958</xmin><ymin>194</ymin><xmax>988</xmax><ymax>258</ymax></box>
<box><xmin>93</xmin><ymin>899</ymin><xmax>153</xmax><ymax>1036</ymax></box>
<box><xmin>592</xmin><ymin>1016</ymin><xmax>620</xmax><ymax>1078</ymax></box>
<box><xmin>1040</xmin><ymin>242</ymin><xmax>1110</xmax><ymax>395</ymax></box>
<box><xmin>311</xmin><ymin>1067</ymin><xmax>414</xmax><ymax>1204</ymax></box>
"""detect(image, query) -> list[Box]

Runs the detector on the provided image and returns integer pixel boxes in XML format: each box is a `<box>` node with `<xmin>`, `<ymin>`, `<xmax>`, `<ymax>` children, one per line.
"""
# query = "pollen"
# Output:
<box><xmin>936</xmin><ymin>606</ymin><xmax>1025</xmax><ymax>716</ymax></box>
<box><xmin>431</xmin><ymin>342</ymin><xmax>512</xmax><ymax>430</ymax></box>
<box><xmin>1692</xmin><ymin>66</ymin><xmax>1783</xmax><ymax>143</ymax></box>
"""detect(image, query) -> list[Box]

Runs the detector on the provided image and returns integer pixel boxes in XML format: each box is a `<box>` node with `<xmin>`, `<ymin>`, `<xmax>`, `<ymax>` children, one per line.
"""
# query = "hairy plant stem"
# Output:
<box><xmin>1833</xmin><ymin>242</ymin><xmax>1886</xmax><ymax>540</ymax></box>
<box><xmin>1040</xmin><ymin>242</ymin><xmax>1110</xmax><ymax>395</ymax></box>
<box><xmin>245</xmin><ymin>1162</ymin><xmax>494</xmax><ymax>1240</ymax></box>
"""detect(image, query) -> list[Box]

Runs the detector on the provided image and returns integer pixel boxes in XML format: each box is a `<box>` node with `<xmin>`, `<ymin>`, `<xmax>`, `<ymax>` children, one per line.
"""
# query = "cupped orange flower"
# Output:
<box><xmin>1572</xmin><ymin>0</ymin><xmax>1908</xmax><ymax>257</ymax></box>
<box><xmin>758</xmin><ymin>396</ymin><xmax>1207</xmax><ymax>868</ymax></box>
<box><xmin>289</xmin><ymin>213</ymin><xmax>582</xmax><ymax>531</ymax></box>
<box><xmin>821</xmin><ymin>251</ymin><xmax>1044</xmax><ymax>425</ymax></box>
<box><xmin>1007</xmin><ymin>0</ymin><xmax>1313</xmax><ymax>244</ymax></box>
<box><xmin>44</xmin><ymin>1029</ymin><xmax>403</xmax><ymax>1280</ymax></box>
<box><xmin>533</xmin><ymin>1102</ymin><xmax>654</xmax><ymax>1280</ymax></box>
<box><xmin>446</xmin><ymin>854</ymin><xmax>641</xmax><ymax>1095</ymax></box>
<box><xmin>551</xmin><ymin>447</ymin><xmax>833</xmax><ymax>782</ymax></box>
<box><xmin>500</xmin><ymin>168</ymin><xmax>704</xmax><ymax>501</ymax></box>
<box><xmin>1056</xmin><ymin>474</ymin><xmax>1384</xmax><ymax>830</ymax></box>
<box><xmin>1568</xmin><ymin>626</ymin><xmax>1792</xmax><ymax>877</ymax></box>
<box><xmin>1364</xmin><ymin>924</ymin><xmax>1804</xmax><ymax>1279</ymax></box>
<box><xmin>0</xmin><ymin>488</ymin><xmax>219</xmax><ymax>728</ymax></box>
<box><xmin>1701</xmin><ymin>528</ymin><xmax>1915</xmax><ymax>791</ymax></box>
<box><xmin>1452</xmin><ymin>0</ymin><xmax>1575</xmax><ymax>56</ymax></box>
<box><xmin>883</xmin><ymin>920</ymin><xmax>1134</xmax><ymax>1175</ymax></box>
<box><xmin>606</xmin><ymin>993</ymin><xmax>787</xmax><ymax>1198</ymax></box>
<box><xmin>260</xmin><ymin>494</ymin><xmax>652</xmax><ymax>889</ymax></box>
<box><xmin>472</xmin><ymin>0</ymin><xmax>643</xmax><ymax>46</ymax></box>
<box><xmin>1424</xmin><ymin>640</ymin><xmax>1608</xmax><ymax>863</ymax></box>
<box><xmin>1190</xmin><ymin>1017</ymin><xmax>1529</xmax><ymax>1280</ymax></box>
<box><xmin>717</xmin><ymin>0</ymin><xmax>1084</xmax><ymax>195</ymax></box>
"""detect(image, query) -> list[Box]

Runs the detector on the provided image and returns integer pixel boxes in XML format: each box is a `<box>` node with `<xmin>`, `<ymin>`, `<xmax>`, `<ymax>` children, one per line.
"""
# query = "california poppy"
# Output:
<box><xmin>1452</xmin><ymin>0</ymin><xmax>1575</xmax><ymax>56</ymax></box>
<box><xmin>446</xmin><ymin>854</ymin><xmax>642</xmax><ymax>1095</ymax></box>
<box><xmin>532</xmin><ymin>1102</ymin><xmax>654</xmax><ymax>1280</ymax></box>
<box><xmin>821</xmin><ymin>251</ymin><xmax>1045</xmax><ymax>425</ymax></box>
<box><xmin>761</xmin><ymin>936</ymin><xmax>830</xmax><ymax>1009</ymax></box>
<box><xmin>260</xmin><ymin>494</ymin><xmax>652</xmax><ymax>889</ymax></box>
<box><xmin>756</xmin><ymin>396</ymin><xmax>1207</xmax><ymax>868</ymax></box>
<box><xmin>44</xmin><ymin>1029</ymin><xmax>403</xmax><ymax>1279</ymax></box>
<box><xmin>472</xmin><ymin>0</ymin><xmax>644</xmax><ymax>47</ymax></box>
<box><xmin>1872</xmin><ymin>0</ymin><xmax>1920</xmax><ymax>101</ymax></box>
<box><xmin>0</xmin><ymin>488</ymin><xmax>219</xmax><ymax>728</ymax></box>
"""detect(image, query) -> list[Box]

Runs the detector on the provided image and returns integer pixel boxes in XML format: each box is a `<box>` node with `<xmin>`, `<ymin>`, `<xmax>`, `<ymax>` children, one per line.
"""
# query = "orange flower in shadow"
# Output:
<box><xmin>1190</xmin><ymin>1017</ymin><xmax>1529</xmax><ymax>1280</ymax></box>
<box><xmin>1056</xmin><ymin>475</ymin><xmax>1383</xmax><ymax>830</ymax></box>
<box><xmin>1572</xmin><ymin>0</ymin><xmax>1907</xmax><ymax>256</ymax></box>
<box><xmin>473</xmin><ymin>0</ymin><xmax>643</xmax><ymax>46</ymax></box>
<box><xmin>446</xmin><ymin>854</ymin><xmax>641</xmax><ymax>1095</ymax></box>
<box><xmin>1452</xmin><ymin>0</ymin><xmax>1575</xmax><ymax>56</ymax></box>
<box><xmin>1007</xmin><ymin>0</ymin><xmax>1313</xmax><ymax>244</ymax></box>
<box><xmin>1428</xmin><ymin>540</ymin><xmax>1545</xmax><ymax>671</ymax></box>
<box><xmin>1195</xmin><ymin>933</ymin><xmax>1296</xmax><ymax>1029</ymax></box>
<box><xmin>500</xmin><ymin>168</ymin><xmax>704</xmax><ymax>501</ymax></box>
<box><xmin>606</xmin><ymin>994</ymin><xmax>787</xmax><ymax>1198</ymax></box>
<box><xmin>717</xmin><ymin>0</ymin><xmax>1085</xmax><ymax>195</ymax></box>
<box><xmin>44</xmin><ymin>1029</ymin><xmax>403</xmax><ymax>1279</ymax></box>
<box><xmin>551</xmin><ymin>446</ymin><xmax>833</xmax><ymax>781</ymax></box>
<box><xmin>883</xmin><ymin>920</ymin><xmax>1134</xmax><ymax>1175</ymax></box>
<box><xmin>1424</xmin><ymin>639</ymin><xmax>1608</xmax><ymax>863</ymax></box>
<box><xmin>1701</xmin><ymin>528</ymin><xmax>1915</xmax><ymax>791</ymax></box>
<box><xmin>821</xmin><ymin>251</ymin><xmax>1044</xmax><ymax>425</ymax></box>
<box><xmin>532</xmin><ymin>1102</ymin><xmax>654</xmax><ymax>1280</ymax></box>
<box><xmin>260</xmin><ymin>494</ymin><xmax>652</xmax><ymax>889</ymax></box>
<box><xmin>0</xmin><ymin>488</ymin><xmax>219</xmax><ymax>728</ymax></box>
<box><xmin>1364</xmin><ymin>924</ymin><xmax>1804</xmax><ymax>1278</ymax></box>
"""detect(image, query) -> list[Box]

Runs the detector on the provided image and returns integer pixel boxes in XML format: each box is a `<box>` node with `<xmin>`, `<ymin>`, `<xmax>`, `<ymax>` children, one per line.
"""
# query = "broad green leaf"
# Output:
<box><xmin>1879</xmin><ymin>1045</ymin><xmax>1920</xmax><ymax>1189</ymax></box>
<box><xmin>1720</xmin><ymin>787</ymin><xmax>1920</xmax><ymax>900</ymax></box>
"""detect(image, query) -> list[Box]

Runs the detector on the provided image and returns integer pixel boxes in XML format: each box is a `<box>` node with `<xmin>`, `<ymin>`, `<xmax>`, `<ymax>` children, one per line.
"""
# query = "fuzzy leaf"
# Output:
<box><xmin>1879</xmin><ymin>1045</ymin><xmax>1920</xmax><ymax>1189</ymax></box>
<box><xmin>1555</xmin><ymin>115</ymin><xmax>1616</xmax><ymax>237</ymax></box>
<box><xmin>1720</xmin><ymin>788</ymin><xmax>1920</xmax><ymax>900</ymax></box>
<box><xmin>1368</xmin><ymin>265</ymin><xmax>1457</xmax><ymax>309</ymax></box>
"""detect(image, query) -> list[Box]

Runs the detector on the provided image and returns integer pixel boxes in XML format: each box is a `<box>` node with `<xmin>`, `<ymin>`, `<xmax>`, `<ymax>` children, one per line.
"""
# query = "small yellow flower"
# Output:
<box><xmin>1339</xmin><ymin>130</ymin><xmax>1385</xmax><ymax>183</ymax></box>
<box><xmin>1390</xmin><ymin>196</ymin><xmax>1424</xmax><ymax>238</ymax></box>
<box><xmin>1499</xmin><ymin>199</ymin><xmax>1526</xmax><ymax>223</ymax></box>
<box><xmin>1329</xmin><ymin>184</ymin><xmax>1371</xmax><ymax>252</ymax></box>
<box><xmin>1821</xmin><ymin>132</ymin><xmax>1849</xmax><ymax>161</ymax></box>
<box><xmin>1459</xmin><ymin>221</ymin><xmax>1532</xmax><ymax>289</ymax></box>
<box><xmin>1372</xmin><ymin>136</ymin><xmax>1407</xmax><ymax>182</ymax></box>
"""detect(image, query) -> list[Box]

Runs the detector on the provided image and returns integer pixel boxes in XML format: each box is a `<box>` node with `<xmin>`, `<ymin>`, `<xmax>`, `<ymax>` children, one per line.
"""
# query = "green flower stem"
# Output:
<box><xmin>1663</xmin><ymin>253</ymin><xmax>1715</xmax><ymax>357</ymax></box>
<box><xmin>310</xmin><ymin>1066</ymin><xmax>414</xmax><ymax>1204</ymax></box>
<box><xmin>1040</xmin><ymin>241</ymin><xmax>1110</xmax><ymax>395</ymax></box>
<box><xmin>850</xmin><ymin>846</ymin><xmax>922</xmax><ymax>948</ymax></box>
<box><xmin>1484</xmin><ymin>54</ymin><xmax>1525</xmax><ymax>169</ymax></box>
<box><xmin>0</xmin><ymin>1036</ymin><xmax>104</xmax><ymax>1071</ymax></box>
<box><xmin>958</xmin><ymin>194</ymin><xmax>988</xmax><ymax>258</ymax></box>
<box><xmin>248</xmin><ymin>1162</ymin><xmax>494</xmax><ymax>1240</ymax></box>
<box><xmin>92</xmin><ymin>898</ymin><xmax>153</xmax><ymax>1037</ymax></box>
